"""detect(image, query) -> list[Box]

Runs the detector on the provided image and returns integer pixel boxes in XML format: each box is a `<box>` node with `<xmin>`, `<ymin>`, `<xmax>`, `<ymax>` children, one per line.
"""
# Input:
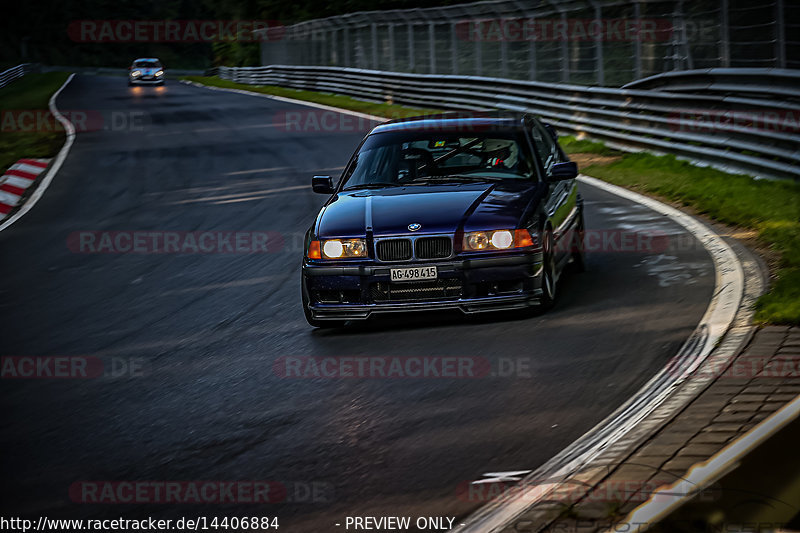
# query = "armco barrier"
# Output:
<box><xmin>211</xmin><ymin>64</ymin><xmax>800</xmax><ymax>181</ymax></box>
<box><xmin>0</xmin><ymin>63</ymin><xmax>40</xmax><ymax>89</ymax></box>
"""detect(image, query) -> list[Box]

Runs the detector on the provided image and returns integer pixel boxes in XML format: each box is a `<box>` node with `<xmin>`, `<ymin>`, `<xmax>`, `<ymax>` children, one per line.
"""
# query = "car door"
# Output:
<box><xmin>530</xmin><ymin>120</ymin><xmax>577</xmax><ymax>264</ymax></box>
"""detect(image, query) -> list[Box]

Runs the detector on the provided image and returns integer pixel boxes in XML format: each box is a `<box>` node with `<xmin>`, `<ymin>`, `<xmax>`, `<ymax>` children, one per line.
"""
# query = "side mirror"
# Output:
<box><xmin>548</xmin><ymin>161</ymin><xmax>578</xmax><ymax>181</ymax></box>
<box><xmin>312</xmin><ymin>175</ymin><xmax>335</xmax><ymax>194</ymax></box>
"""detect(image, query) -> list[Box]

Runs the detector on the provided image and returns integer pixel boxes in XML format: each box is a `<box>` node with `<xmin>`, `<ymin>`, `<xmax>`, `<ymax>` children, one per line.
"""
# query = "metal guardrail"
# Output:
<box><xmin>623</xmin><ymin>67</ymin><xmax>800</xmax><ymax>101</ymax></box>
<box><xmin>213</xmin><ymin>65</ymin><xmax>799</xmax><ymax>181</ymax></box>
<box><xmin>0</xmin><ymin>63</ymin><xmax>40</xmax><ymax>89</ymax></box>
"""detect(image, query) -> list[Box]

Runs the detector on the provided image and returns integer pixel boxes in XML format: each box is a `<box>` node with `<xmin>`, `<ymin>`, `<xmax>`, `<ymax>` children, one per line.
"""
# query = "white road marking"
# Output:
<box><xmin>224</xmin><ymin>166</ymin><xmax>291</xmax><ymax>176</ymax></box>
<box><xmin>160</xmin><ymin>275</ymin><xmax>279</xmax><ymax>295</ymax></box>
<box><xmin>167</xmin><ymin>184</ymin><xmax>307</xmax><ymax>205</ymax></box>
<box><xmin>635</xmin><ymin>254</ymin><xmax>711</xmax><ymax>287</ymax></box>
<box><xmin>147</xmin><ymin>130</ymin><xmax>184</xmax><ymax>137</ymax></box>
<box><xmin>181</xmin><ymin>79</ymin><xmax>386</xmax><ymax>123</ymax></box>
<box><xmin>473</xmin><ymin>471</ymin><xmax>533</xmax><ymax>484</ymax></box>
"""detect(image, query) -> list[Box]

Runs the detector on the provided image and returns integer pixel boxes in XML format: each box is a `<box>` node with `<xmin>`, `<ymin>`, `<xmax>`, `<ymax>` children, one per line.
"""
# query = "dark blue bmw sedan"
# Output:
<box><xmin>301</xmin><ymin>112</ymin><xmax>585</xmax><ymax>327</ymax></box>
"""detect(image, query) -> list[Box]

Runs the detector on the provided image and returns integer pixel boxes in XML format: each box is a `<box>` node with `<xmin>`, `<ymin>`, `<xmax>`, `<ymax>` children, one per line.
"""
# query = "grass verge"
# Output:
<box><xmin>561</xmin><ymin>136</ymin><xmax>800</xmax><ymax>325</ymax></box>
<box><xmin>180</xmin><ymin>75</ymin><xmax>440</xmax><ymax>119</ymax></box>
<box><xmin>0</xmin><ymin>72</ymin><xmax>71</xmax><ymax>172</ymax></box>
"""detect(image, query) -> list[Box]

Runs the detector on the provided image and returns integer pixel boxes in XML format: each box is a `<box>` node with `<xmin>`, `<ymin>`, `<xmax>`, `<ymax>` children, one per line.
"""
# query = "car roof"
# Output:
<box><xmin>371</xmin><ymin>111</ymin><xmax>530</xmax><ymax>134</ymax></box>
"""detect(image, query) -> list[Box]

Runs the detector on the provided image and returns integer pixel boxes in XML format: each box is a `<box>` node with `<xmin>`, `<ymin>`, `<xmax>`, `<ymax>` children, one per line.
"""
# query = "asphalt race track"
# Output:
<box><xmin>0</xmin><ymin>75</ymin><xmax>715</xmax><ymax>531</ymax></box>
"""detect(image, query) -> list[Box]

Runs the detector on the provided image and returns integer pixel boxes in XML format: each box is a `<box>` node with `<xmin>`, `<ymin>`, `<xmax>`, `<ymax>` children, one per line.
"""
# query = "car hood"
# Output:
<box><xmin>134</xmin><ymin>67</ymin><xmax>159</xmax><ymax>75</ymax></box>
<box><xmin>316</xmin><ymin>182</ymin><xmax>544</xmax><ymax>238</ymax></box>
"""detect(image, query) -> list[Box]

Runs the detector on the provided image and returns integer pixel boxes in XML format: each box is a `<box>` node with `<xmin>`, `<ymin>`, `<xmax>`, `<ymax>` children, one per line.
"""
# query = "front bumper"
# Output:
<box><xmin>303</xmin><ymin>253</ymin><xmax>544</xmax><ymax>321</ymax></box>
<box><xmin>129</xmin><ymin>76</ymin><xmax>163</xmax><ymax>85</ymax></box>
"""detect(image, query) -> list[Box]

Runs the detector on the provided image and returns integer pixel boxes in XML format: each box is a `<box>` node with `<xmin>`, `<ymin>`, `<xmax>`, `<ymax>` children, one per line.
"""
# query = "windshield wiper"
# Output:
<box><xmin>342</xmin><ymin>182</ymin><xmax>402</xmax><ymax>191</ymax></box>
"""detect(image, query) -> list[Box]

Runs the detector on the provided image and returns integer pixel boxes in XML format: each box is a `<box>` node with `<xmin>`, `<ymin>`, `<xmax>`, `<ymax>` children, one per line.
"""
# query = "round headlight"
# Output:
<box><xmin>323</xmin><ymin>240</ymin><xmax>344</xmax><ymax>258</ymax></box>
<box><xmin>491</xmin><ymin>230</ymin><xmax>514</xmax><ymax>249</ymax></box>
<box><xmin>467</xmin><ymin>232</ymin><xmax>489</xmax><ymax>250</ymax></box>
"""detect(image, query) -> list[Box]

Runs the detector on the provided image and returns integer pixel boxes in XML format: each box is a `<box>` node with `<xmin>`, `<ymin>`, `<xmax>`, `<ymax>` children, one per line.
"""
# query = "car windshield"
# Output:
<box><xmin>133</xmin><ymin>60</ymin><xmax>161</xmax><ymax>68</ymax></box>
<box><xmin>341</xmin><ymin>130</ymin><xmax>534</xmax><ymax>189</ymax></box>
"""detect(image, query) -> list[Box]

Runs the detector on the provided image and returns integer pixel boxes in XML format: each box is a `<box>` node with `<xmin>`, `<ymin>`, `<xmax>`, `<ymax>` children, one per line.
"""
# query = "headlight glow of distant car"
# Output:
<box><xmin>155</xmin><ymin>70</ymin><xmax>164</xmax><ymax>77</ymax></box>
<box><xmin>463</xmin><ymin>229</ymin><xmax>535</xmax><ymax>251</ymax></box>
<box><xmin>131</xmin><ymin>70</ymin><xmax>141</xmax><ymax>77</ymax></box>
<box><xmin>320</xmin><ymin>239</ymin><xmax>367</xmax><ymax>259</ymax></box>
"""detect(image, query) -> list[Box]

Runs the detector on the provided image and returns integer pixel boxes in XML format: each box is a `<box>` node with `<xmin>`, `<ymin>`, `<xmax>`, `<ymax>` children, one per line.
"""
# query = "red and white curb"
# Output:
<box><xmin>0</xmin><ymin>159</ymin><xmax>51</xmax><ymax>217</ymax></box>
<box><xmin>0</xmin><ymin>73</ymin><xmax>75</xmax><ymax>233</ymax></box>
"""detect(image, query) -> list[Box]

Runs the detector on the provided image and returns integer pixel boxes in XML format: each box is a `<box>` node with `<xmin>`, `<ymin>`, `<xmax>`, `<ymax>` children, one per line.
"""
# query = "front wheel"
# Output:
<box><xmin>538</xmin><ymin>230</ymin><xmax>557</xmax><ymax>311</ymax></box>
<box><xmin>570</xmin><ymin>212</ymin><xmax>587</xmax><ymax>273</ymax></box>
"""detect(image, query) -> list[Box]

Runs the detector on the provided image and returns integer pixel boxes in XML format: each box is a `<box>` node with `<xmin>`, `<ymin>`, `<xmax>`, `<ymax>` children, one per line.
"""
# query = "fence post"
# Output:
<box><xmin>344</xmin><ymin>27</ymin><xmax>351</xmax><ymax>67</ymax></box>
<box><xmin>388</xmin><ymin>24</ymin><xmax>395</xmax><ymax>71</ymax></box>
<box><xmin>561</xmin><ymin>10</ymin><xmax>569</xmax><ymax>82</ymax></box>
<box><xmin>720</xmin><ymin>0</ymin><xmax>730</xmax><ymax>67</ymax></box>
<box><xmin>429</xmin><ymin>22</ymin><xmax>436</xmax><ymax>73</ymax></box>
<box><xmin>310</xmin><ymin>25</ymin><xmax>317</xmax><ymax>66</ymax></box>
<box><xmin>634</xmin><ymin>2</ymin><xmax>643</xmax><ymax>78</ymax></box>
<box><xmin>408</xmin><ymin>23</ymin><xmax>415</xmax><ymax>71</ymax></box>
<box><xmin>594</xmin><ymin>2</ymin><xmax>604</xmax><ymax>85</ymax></box>
<box><xmin>451</xmin><ymin>21</ymin><xmax>458</xmax><ymax>75</ymax></box>
<box><xmin>475</xmin><ymin>28</ymin><xmax>482</xmax><ymax>75</ymax></box>
<box><xmin>372</xmin><ymin>23</ymin><xmax>379</xmax><ymax>69</ymax></box>
<box><xmin>680</xmin><ymin>0</ymin><xmax>693</xmax><ymax>69</ymax></box>
<box><xmin>776</xmin><ymin>0</ymin><xmax>786</xmax><ymax>68</ymax></box>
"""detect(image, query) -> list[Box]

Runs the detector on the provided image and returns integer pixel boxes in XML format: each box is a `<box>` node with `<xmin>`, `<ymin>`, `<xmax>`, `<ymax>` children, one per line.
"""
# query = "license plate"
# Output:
<box><xmin>390</xmin><ymin>266</ymin><xmax>437</xmax><ymax>282</ymax></box>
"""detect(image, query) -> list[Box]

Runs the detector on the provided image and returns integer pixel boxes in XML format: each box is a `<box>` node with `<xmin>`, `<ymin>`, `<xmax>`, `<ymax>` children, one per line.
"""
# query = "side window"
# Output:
<box><xmin>530</xmin><ymin>123</ymin><xmax>559</xmax><ymax>175</ymax></box>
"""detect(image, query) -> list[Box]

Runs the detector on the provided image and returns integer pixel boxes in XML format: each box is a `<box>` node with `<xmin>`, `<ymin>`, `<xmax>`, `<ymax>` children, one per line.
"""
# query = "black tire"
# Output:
<box><xmin>539</xmin><ymin>229</ymin><xmax>557</xmax><ymax>311</ymax></box>
<box><xmin>301</xmin><ymin>280</ymin><xmax>346</xmax><ymax>328</ymax></box>
<box><xmin>570</xmin><ymin>211</ymin><xmax>587</xmax><ymax>273</ymax></box>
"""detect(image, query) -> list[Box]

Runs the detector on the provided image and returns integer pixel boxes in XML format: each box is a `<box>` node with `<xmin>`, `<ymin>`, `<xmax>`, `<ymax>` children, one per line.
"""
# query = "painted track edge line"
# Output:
<box><xmin>0</xmin><ymin>73</ymin><xmax>76</xmax><ymax>233</ymax></box>
<box><xmin>450</xmin><ymin>175</ymin><xmax>745</xmax><ymax>532</ymax></box>
<box><xmin>179</xmin><ymin>79</ymin><xmax>386</xmax><ymax>123</ymax></box>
